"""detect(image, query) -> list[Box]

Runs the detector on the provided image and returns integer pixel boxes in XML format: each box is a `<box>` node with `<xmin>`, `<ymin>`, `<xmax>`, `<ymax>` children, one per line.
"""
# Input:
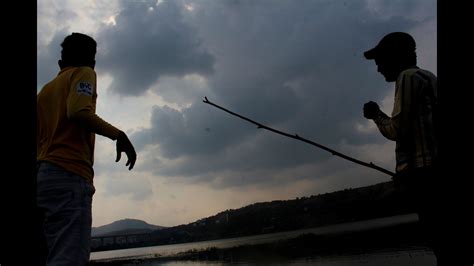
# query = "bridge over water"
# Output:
<box><xmin>91</xmin><ymin>233</ymin><xmax>153</xmax><ymax>251</ymax></box>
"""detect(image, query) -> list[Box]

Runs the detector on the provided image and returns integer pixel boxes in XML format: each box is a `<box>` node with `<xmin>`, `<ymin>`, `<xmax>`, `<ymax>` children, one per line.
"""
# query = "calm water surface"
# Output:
<box><xmin>93</xmin><ymin>247</ymin><xmax>436</xmax><ymax>266</ymax></box>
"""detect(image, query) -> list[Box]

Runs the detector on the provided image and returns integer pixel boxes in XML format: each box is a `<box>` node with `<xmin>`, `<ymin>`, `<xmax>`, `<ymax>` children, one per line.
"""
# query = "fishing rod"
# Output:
<box><xmin>203</xmin><ymin>96</ymin><xmax>395</xmax><ymax>177</ymax></box>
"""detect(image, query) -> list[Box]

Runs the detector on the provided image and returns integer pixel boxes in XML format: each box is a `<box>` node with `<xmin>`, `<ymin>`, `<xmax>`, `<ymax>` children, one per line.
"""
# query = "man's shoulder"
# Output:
<box><xmin>69</xmin><ymin>66</ymin><xmax>97</xmax><ymax>82</ymax></box>
<box><xmin>74</xmin><ymin>66</ymin><xmax>96</xmax><ymax>75</ymax></box>
<box><xmin>415</xmin><ymin>68</ymin><xmax>437</xmax><ymax>79</ymax></box>
<box><xmin>58</xmin><ymin>66</ymin><xmax>96</xmax><ymax>77</ymax></box>
<box><xmin>400</xmin><ymin>67</ymin><xmax>433</xmax><ymax>75</ymax></box>
<box><xmin>399</xmin><ymin>67</ymin><xmax>437</xmax><ymax>84</ymax></box>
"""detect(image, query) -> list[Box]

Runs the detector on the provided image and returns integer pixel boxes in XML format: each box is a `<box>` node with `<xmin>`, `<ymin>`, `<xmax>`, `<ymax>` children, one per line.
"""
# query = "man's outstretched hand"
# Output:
<box><xmin>116</xmin><ymin>131</ymin><xmax>137</xmax><ymax>170</ymax></box>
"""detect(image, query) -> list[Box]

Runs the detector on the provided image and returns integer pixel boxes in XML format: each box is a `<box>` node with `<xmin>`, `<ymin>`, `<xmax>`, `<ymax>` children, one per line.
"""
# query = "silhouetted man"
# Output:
<box><xmin>362</xmin><ymin>32</ymin><xmax>470</xmax><ymax>266</ymax></box>
<box><xmin>37</xmin><ymin>32</ymin><xmax>137</xmax><ymax>265</ymax></box>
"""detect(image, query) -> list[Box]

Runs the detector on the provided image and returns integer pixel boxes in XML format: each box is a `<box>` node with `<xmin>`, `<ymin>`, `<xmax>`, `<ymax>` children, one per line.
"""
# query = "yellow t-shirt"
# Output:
<box><xmin>37</xmin><ymin>66</ymin><xmax>119</xmax><ymax>183</ymax></box>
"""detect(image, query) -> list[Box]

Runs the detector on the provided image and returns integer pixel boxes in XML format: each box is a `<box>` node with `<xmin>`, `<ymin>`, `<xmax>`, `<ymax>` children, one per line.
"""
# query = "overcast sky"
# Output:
<box><xmin>37</xmin><ymin>0</ymin><xmax>436</xmax><ymax>228</ymax></box>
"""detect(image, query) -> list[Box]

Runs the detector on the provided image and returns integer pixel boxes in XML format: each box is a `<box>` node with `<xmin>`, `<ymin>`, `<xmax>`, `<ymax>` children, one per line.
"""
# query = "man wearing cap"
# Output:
<box><xmin>362</xmin><ymin>32</ymin><xmax>466</xmax><ymax>265</ymax></box>
<box><xmin>363</xmin><ymin>32</ymin><xmax>438</xmax><ymax>176</ymax></box>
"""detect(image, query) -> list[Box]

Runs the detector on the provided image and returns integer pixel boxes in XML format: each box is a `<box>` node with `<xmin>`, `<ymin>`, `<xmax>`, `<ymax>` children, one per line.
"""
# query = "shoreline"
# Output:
<box><xmin>89</xmin><ymin>220</ymin><xmax>431</xmax><ymax>265</ymax></box>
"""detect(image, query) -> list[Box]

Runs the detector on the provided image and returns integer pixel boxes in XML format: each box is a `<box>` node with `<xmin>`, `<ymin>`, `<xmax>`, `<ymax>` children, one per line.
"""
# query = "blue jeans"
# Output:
<box><xmin>37</xmin><ymin>161</ymin><xmax>95</xmax><ymax>266</ymax></box>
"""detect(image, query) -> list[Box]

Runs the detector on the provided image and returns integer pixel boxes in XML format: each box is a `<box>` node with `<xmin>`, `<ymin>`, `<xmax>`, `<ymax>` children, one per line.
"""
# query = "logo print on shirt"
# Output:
<box><xmin>77</xmin><ymin>82</ymin><xmax>93</xmax><ymax>96</ymax></box>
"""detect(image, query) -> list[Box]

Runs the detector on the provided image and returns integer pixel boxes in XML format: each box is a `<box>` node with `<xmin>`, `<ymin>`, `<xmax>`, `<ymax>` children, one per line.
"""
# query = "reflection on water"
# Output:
<box><xmin>105</xmin><ymin>247</ymin><xmax>436</xmax><ymax>266</ymax></box>
<box><xmin>289</xmin><ymin>248</ymin><xmax>435</xmax><ymax>266</ymax></box>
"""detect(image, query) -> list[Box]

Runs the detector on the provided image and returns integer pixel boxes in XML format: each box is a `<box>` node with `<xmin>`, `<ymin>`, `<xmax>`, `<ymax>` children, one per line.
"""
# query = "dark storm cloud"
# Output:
<box><xmin>126</xmin><ymin>0</ymin><xmax>435</xmax><ymax>188</ymax></box>
<box><xmin>180</xmin><ymin>0</ymin><xmax>417</xmax><ymax>147</ymax></box>
<box><xmin>96</xmin><ymin>0</ymin><xmax>215</xmax><ymax>96</ymax></box>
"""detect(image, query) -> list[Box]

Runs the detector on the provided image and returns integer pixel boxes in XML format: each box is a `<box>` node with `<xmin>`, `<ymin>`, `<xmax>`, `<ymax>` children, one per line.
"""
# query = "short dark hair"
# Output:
<box><xmin>60</xmin><ymin>32</ymin><xmax>97</xmax><ymax>66</ymax></box>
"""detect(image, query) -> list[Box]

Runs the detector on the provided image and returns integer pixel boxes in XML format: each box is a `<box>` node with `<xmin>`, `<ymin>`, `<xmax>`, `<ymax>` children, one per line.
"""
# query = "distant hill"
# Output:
<box><xmin>92</xmin><ymin>218</ymin><xmax>166</xmax><ymax>237</ymax></box>
<box><xmin>91</xmin><ymin>181</ymin><xmax>417</xmax><ymax>251</ymax></box>
<box><xmin>145</xmin><ymin>180</ymin><xmax>415</xmax><ymax>246</ymax></box>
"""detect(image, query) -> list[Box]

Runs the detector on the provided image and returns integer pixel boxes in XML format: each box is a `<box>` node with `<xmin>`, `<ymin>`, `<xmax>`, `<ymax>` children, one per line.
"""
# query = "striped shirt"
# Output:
<box><xmin>373</xmin><ymin>67</ymin><xmax>438</xmax><ymax>172</ymax></box>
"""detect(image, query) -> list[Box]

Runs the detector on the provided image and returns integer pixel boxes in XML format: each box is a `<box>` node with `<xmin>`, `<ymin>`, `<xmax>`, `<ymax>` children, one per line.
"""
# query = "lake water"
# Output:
<box><xmin>90</xmin><ymin>213</ymin><xmax>437</xmax><ymax>265</ymax></box>
<box><xmin>142</xmin><ymin>248</ymin><xmax>436</xmax><ymax>266</ymax></box>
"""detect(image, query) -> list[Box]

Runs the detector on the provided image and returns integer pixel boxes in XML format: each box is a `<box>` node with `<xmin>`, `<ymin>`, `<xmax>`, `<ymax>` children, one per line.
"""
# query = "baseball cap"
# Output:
<box><xmin>364</xmin><ymin>32</ymin><xmax>416</xmax><ymax>60</ymax></box>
